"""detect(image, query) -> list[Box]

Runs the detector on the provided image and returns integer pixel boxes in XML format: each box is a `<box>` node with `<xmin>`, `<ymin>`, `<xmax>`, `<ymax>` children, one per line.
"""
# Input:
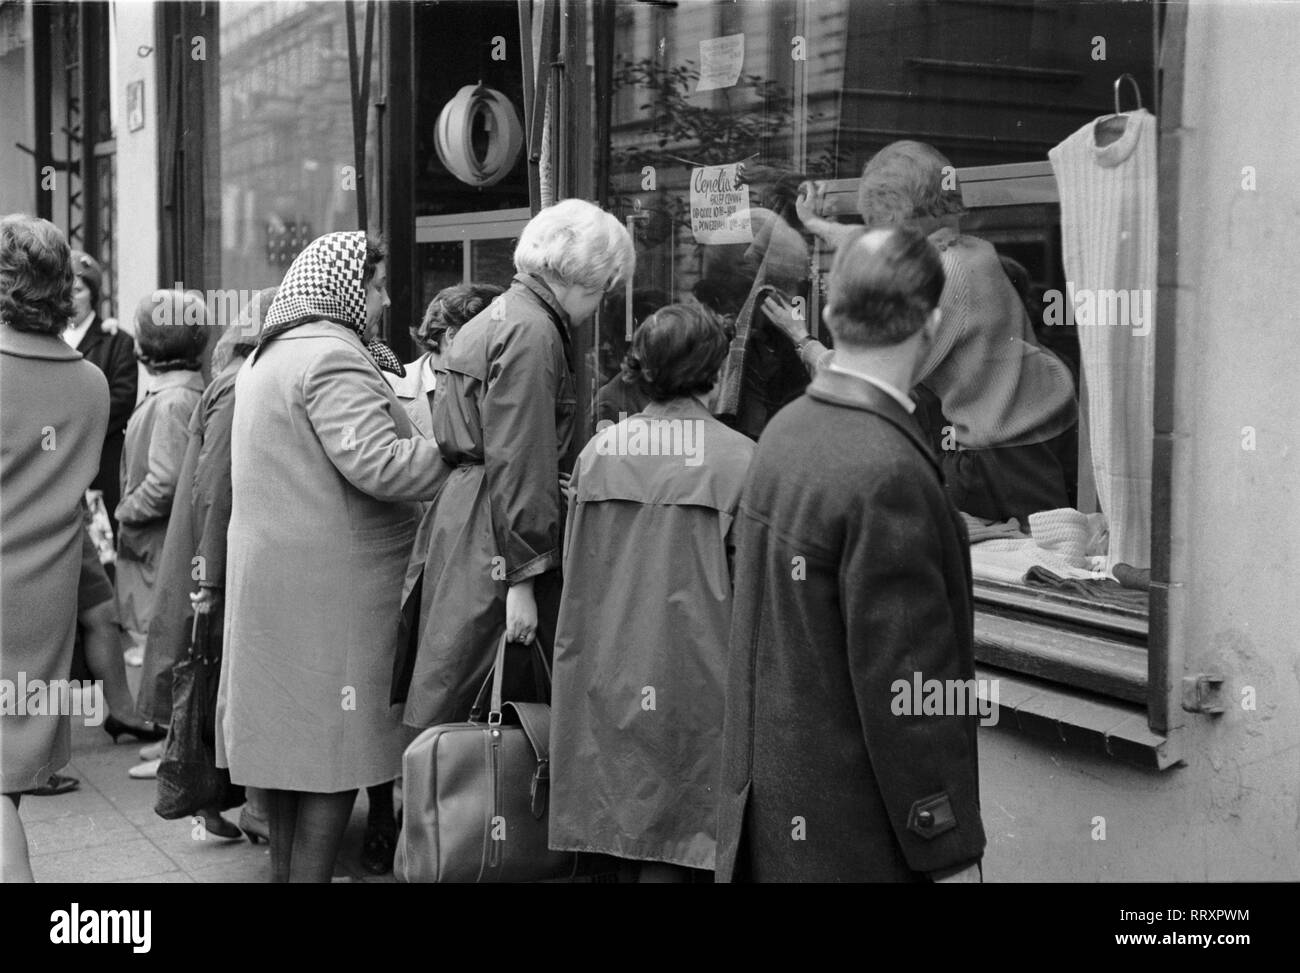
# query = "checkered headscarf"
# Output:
<box><xmin>256</xmin><ymin>230</ymin><xmax>405</xmax><ymax>376</ymax></box>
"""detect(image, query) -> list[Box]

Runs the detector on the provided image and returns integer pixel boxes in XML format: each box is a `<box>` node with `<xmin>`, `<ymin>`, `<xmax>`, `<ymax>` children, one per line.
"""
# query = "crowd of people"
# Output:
<box><xmin>0</xmin><ymin>139</ymin><xmax>1044</xmax><ymax>884</ymax></box>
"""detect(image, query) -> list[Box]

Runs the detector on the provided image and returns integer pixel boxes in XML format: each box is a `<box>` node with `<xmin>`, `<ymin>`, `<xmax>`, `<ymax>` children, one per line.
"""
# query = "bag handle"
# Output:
<box><xmin>468</xmin><ymin>632</ymin><xmax>552</xmax><ymax>724</ymax></box>
<box><xmin>189</xmin><ymin>611</ymin><xmax>214</xmax><ymax>664</ymax></box>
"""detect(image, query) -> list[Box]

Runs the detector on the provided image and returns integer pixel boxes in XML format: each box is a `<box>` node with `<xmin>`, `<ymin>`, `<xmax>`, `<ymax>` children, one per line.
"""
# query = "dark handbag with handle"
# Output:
<box><xmin>154</xmin><ymin>612</ymin><xmax>244</xmax><ymax>819</ymax></box>
<box><xmin>395</xmin><ymin>633</ymin><xmax>577</xmax><ymax>883</ymax></box>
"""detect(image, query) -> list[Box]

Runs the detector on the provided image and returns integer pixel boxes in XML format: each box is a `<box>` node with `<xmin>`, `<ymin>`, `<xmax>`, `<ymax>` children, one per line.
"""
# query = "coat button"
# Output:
<box><xmin>917</xmin><ymin>810</ymin><xmax>934</xmax><ymax>829</ymax></box>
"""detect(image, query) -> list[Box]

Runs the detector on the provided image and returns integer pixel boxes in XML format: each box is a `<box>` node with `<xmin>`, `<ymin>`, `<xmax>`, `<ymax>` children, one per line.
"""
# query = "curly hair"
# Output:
<box><xmin>624</xmin><ymin>303</ymin><xmax>730</xmax><ymax>402</ymax></box>
<box><xmin>0</xmin><ymin>214</ymin><xmax>74</xmax><ymax>335</ymax></box>
<box><xmin>857</xmin><ymin>140</ymin><xmax>966</xmax><ymax>227</ymax></box>
<box><xmin>514</xmin><ymin>198</ymin><xmax>635</xmax><ymax>292</ymax></box>
<box><xmin>412</xmin><ymin>282</ymin><xmax>504</xmax><ymax>354</ymax></box>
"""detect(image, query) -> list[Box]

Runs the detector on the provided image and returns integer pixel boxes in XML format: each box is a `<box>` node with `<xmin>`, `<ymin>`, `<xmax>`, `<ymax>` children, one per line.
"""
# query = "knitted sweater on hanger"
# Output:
<box><xmin>1049</xmin><ymin>108</ymin><xmax>1157</xmax><ymax>571</ymax></box>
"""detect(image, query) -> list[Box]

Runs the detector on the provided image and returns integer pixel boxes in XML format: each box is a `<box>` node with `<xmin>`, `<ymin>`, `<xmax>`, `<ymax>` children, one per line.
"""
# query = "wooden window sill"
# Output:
<box><xmin>974</xmin><ymin>609</ymin><xmax>1148</xmax><ymax>705</ymax></box>
<box><xmin>974</xmin><ymin>663</ymin><xmax>1179</xmax><ymax>770</ymax></box>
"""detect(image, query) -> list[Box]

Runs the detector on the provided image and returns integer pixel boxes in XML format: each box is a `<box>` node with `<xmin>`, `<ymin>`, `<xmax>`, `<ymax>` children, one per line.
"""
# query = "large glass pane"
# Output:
<box><xmin>469</xmin><ymin>236</ymin><xmax>519</xmax><ymax>290</ymax></box>
<box><xmin>217</xmin><ymin>1</ymin><xmax>370</xmax><ymax>300</ymax></box>
<box><xmin>595</xmin><ymin>0</ymin><xmax>1154</xmax><ymax>624</ymax></box>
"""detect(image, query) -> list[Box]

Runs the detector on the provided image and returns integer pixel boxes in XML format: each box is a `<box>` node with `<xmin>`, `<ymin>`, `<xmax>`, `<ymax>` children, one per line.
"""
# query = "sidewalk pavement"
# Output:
<box><xmin>20</xmin><ymin>677</ymin><xmax>397</xmax><ymax>884</ymax></box>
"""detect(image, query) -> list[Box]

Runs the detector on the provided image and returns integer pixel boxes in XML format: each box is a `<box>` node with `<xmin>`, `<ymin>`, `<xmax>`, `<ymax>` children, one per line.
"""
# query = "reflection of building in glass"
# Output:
<box><xmin>218</xmin><ymin>0</ymin><xmax>361</xmax><ymax>290</ymax></box>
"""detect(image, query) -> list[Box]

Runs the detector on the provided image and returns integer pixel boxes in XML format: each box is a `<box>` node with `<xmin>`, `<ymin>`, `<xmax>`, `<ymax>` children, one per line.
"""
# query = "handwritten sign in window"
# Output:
<box><xmin>696</xmin><ymin>34</ymin><xmax>744</xmax><ymax>93</ymax></box>
<box><xmin>690</xmin><ymin>163</ymin><xmax>752</xmax><ymax>245</ymax></box>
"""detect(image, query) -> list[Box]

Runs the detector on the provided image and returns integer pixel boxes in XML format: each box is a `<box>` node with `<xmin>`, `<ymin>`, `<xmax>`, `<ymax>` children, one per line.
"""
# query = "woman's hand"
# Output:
<box><xmin>763</xmin><ymin>294</ymin><xmax>809</xmax><ymax>344</ymax></box>
<box><xmin>189</xmin><ymin>587</ymin><xmax>222</xmax><ymax>615</ymax></box>
<box><xmin>795</xmin><ymin>180</ymin><xmax>825</xmax><ymax>227</ymax></box>
<box><xmin>505</xmin><ymin>578</ymin><xmax>538</xmax><ymax>644</ymax></box>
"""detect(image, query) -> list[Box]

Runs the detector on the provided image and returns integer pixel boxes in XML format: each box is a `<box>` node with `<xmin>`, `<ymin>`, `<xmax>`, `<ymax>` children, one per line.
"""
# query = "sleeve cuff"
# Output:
<box><xmin>505</xmin><ymin>549</ymin><xmax>559</xmax><ymax>585</ymax></box>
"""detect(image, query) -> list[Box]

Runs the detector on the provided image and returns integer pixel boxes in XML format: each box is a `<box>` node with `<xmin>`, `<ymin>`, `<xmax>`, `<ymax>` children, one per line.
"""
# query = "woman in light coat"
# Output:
<box><xmin>216</xmin><ymin>233</ymin><xmax>449</xmax><ymax>882</ymax></box>
<box><xmin>1</xmin><ymin>215</ymin><xmax>108</xmax><ymax>882</ymax></box>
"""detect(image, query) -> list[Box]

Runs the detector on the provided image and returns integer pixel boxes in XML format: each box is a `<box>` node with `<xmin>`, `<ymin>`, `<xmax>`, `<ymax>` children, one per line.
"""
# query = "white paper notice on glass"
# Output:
<box><xmin>696</xmin><ymin>33</ymin><xmax>745</xmax><ymax>92</ymax></box>
<box><xmin>690</xmin><ymin>163</ymin><xmax>753</xmax><ymax>245</ymax></box>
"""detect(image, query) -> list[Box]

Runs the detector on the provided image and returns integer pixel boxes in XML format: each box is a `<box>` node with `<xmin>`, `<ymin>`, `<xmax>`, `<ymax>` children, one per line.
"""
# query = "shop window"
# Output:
<box><xmin>590</xmin><ymin>0</ymin><xmax>1161</xmax><ymax>715</ymax></box>
<box><xmin>213</xmin><ymin>1</ymin><xmax>375</xmax><ymax>300</ymax></box>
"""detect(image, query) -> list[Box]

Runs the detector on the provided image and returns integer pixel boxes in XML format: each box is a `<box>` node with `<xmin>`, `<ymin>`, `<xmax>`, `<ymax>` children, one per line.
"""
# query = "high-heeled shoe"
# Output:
<box><xmin>238</xmin><ymin>807</ymin><xmax>270</xmax><ymax>845</ymax></box>
<box><xmin>103</xmin><ymin>715</ymin><xmax>166</xmax><ymax>744</ymax></box>
<box><xmin>203</xmin><ymin>812</ymin><xmax>244</xmax><ymax>841</ymax></box>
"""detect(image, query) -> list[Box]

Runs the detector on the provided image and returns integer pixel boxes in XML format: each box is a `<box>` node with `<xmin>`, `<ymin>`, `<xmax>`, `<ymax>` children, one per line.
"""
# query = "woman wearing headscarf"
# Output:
<box><xmin>216</xmin><ymin>233</ymin><xmax>448</xmax><ymax>882</ymax></box>
<box><xmin>548</xmin><ymin>304</ymin><xmax>754</xmax><ymax>881</ymax></box>
<box><xmin>398</xmin><ymin>199</ymin><xmax>634</xmax><ymax>729</ymax></box>
<box><xmin>1</xmin><ymin>215</ymin><xmax>108</xmax><ymax>881</ymax></box>
<box><xmin>141</xmin><ymin>288</ymin><xmax>277</xmax><ymax>839</ymax></box>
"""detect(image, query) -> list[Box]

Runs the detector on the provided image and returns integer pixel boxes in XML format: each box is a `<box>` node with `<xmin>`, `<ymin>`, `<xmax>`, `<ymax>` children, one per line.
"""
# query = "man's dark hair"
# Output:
<box><xmin>0</xmin><ymin>214</ymin><xmax>74</xmax><ymax>335</ymax></box>
<box><xmin>412</xmin><ymin>282</ymin><xmax>504</xmax><ymax>354</ymax></box>
<box><xmin>363</xmin><ymin>236</ymin><xmax>387</xmax><ymax>289</ymax></box>
<box><xmin>626</xmin><ymin>303</ymin><xmax>730</xmax><ymax>402</ymax></box>
<box><xmin>824</xmin><ymin>226</ymin><xmax>945</xmax><ymax>348</ymax></box>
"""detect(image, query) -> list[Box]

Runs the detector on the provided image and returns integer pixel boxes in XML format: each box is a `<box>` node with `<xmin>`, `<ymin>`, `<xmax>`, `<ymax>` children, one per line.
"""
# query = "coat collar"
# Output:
<box><xmin>389</xmin><ymin>351</ymin><xmax>436</xmax><ymax>400</ymax></box>
<box><xmin>515</xmin><ymin>273</ymin><xmax>573</xmax><ymax>331</ymax></box>
<box><xmin>145</xmin><ymin>368</ymin><xmax>205</xmax><ymax>395</ymax></box>
<box><xmin>807</xmin><ymin>367</ymin><xmax>940</xmax><ymax>476</ymax></box>
<box><xmin>641</xmin><ymin>396</ymin><xmax>714</xmax><ymax>422</ymax></box>
<box><xmin>0</xmin><ymin>320</ymin><xmax>86</xmax><ymax>361</ymax></box>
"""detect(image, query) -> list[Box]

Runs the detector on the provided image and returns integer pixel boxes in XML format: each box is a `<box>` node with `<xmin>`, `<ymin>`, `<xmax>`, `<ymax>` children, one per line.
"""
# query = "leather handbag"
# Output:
<box><xmin>395</xmin><ymin>633</ymin><xmax>577</xmax><ymax>883</ymax></box>
<box><xmin>155</xmin><ymin>612</ymin><xmax>244</xmax><ymax>819</ymax></box>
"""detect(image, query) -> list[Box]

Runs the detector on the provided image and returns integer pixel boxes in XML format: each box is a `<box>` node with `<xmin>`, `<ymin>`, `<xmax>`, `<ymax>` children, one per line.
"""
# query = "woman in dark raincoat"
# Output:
<box><xmin>141</xmin><ymin>288</ymin><xmax>276</xmax><ymax>839</ymax></box>
<box><xmin>399</xmin><ymin>199</ymin><xmax>634</xmax><ymax>729</ymax></box>
<box><xmin>547</xmin><ymin>306</ymin><xmax>753</xmax><ymax>879</ymax></box>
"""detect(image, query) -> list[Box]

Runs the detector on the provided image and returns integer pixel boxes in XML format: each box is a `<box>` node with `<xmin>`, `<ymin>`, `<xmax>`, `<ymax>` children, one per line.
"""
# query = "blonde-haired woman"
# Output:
<box><xmin>398</xmin><ymin>198</ymin><xmax>634</xmax><ymax>728</ymax></box>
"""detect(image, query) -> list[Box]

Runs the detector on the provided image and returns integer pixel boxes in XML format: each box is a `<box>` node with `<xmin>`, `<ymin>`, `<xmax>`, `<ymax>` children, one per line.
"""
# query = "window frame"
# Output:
<box><xmin>573</xmin><ymin>0</ymin><xmax>1188</xmax><ymax>760</ymax></box>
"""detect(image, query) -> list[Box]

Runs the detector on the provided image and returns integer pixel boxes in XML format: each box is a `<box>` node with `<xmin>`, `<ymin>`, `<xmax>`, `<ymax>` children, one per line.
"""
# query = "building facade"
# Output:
<box><xmin>2</xmin><ymin>0</ymin><xmax>1296</xmax><ymax>881</ymax></box>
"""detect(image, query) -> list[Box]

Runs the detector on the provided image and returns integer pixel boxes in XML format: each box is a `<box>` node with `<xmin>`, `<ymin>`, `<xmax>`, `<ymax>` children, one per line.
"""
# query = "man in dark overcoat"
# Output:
<box><xmin>716</xmin><ymin>225</ymin><xmax>987</xmax><ymax>882</ymax></box>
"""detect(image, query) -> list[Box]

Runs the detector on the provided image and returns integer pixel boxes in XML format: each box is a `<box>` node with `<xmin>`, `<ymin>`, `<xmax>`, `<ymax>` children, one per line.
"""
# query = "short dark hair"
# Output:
<box><xmin>363</xmin><ymin>236</ymin><xmax>387</xmax><ymax>289</ymax></box>
<box><xmin>133</xmin><ymin>290</ymin><xmax>209</xmax><ymax>371</ymax></box>
<box><xmin>412</xmin><ymin>282</ymin><xmax>504</xmax><ymax>354</ymax></box>
<box><xmin>70</xmin><ymin>250</ymin><xmax>103</xmax><ymax>315</ymax></box>
<box><xmin>824</xmin><ymin>226</ymin><xmax>945</xmax><ymax>348</ymax></box>
<box><xmin>626</xmin><ymin>303</ymin><xmax>730</xmax><ymax>402</ymax></box>
<box><xmin>0</xmin><ymin>214</ymin><xmax>74</xmax><ymax>335</ymax></box>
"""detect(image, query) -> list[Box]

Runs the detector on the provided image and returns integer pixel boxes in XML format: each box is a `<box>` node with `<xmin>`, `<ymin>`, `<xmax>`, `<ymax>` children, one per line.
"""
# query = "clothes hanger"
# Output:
<box><xmin>1093</xmin><ymin>73</ymin><xmax>1143</xmax><ymax>148</ymax></box>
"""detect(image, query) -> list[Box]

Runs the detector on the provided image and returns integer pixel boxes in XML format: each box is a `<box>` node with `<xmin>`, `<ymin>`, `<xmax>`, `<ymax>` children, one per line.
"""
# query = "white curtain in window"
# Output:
<box><xmin>1049</xmin><ymin>108</ymin><xmax>1158</xmax><ymax>571</ymax></box>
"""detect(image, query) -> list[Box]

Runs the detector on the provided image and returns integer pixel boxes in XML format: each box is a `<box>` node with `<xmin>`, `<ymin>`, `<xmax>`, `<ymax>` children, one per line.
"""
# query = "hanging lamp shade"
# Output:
<box><xmin>434</xmin><ymin>84</ymin><xmax>524</xmax><ymax>188</ymax></box>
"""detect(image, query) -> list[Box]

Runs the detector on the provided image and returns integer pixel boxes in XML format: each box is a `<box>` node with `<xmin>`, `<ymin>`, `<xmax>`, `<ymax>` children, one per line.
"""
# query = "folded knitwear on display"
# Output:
<box><xmin>968</xmin><ymin>507</ymin><xmax>1112</xmax><ymax>585</ymax></box>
